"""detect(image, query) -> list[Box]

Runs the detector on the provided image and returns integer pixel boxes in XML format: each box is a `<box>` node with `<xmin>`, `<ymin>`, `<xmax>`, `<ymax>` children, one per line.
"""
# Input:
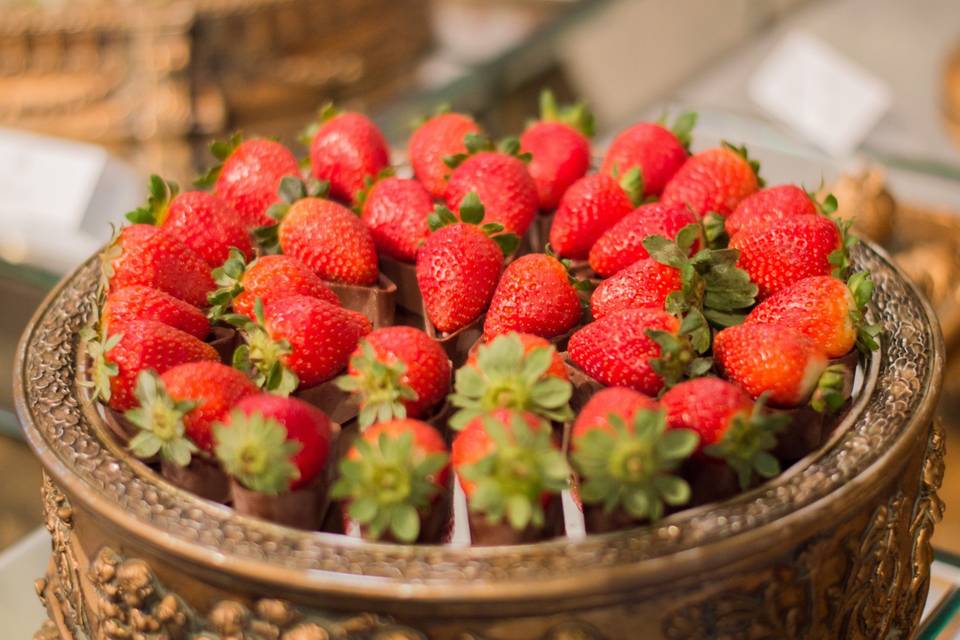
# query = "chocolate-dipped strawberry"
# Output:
<box><xmin>451</xmin><ymin>409</ymin><xmax>569</xmax><ymax>544</ymax></box>
<box><xmin>214</xmin><ymin>394</ymin><xmax>335</xmax><ymax>528</ymax></box>
<box><xmin>332</xmin><ymin>419</ymin><xmax>449</xmax><ymax>543</ymax></box>
<box><xmin>336</xmin><ymin>327</ymin><xmax>451</xmax><ymax>429</ymax></box>
<box><xmin>570</xmin><ymin>388</ymin><xmax>697</xmax><ymax>530</ymax></box>
<box><xmin>448</xmin><ymin>332</ymin><xmax>572</xmax><ymax>430</ymax></box>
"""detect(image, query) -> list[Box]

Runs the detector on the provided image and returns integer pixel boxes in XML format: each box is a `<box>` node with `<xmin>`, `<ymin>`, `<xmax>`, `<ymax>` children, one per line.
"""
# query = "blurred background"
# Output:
<box><xmin>3</xmin><ymin>0</ymin><xmax>960</xmax><ymax>597</ymax></box>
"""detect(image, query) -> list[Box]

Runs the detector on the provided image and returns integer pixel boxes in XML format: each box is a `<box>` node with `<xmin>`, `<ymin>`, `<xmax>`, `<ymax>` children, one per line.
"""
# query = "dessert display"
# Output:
<box><xmin>16</xmin><ymin>92</ymin><xmax>944</xmax><ymax>639</ymax></box>
<box><xmin>79</xmin><ymin>94</ymin><xmax>880</xmax><ymax>546</ymax></box>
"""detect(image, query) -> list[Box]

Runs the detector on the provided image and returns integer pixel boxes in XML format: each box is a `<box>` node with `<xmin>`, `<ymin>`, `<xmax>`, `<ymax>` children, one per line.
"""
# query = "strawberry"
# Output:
<box><xmin>662</xmin><ymin>377</ymin><xmax>788</xmax><ymax>489</ymax></box>
<box><xmin>589</xmin><ymin>258</ymin><xmax>682</xmax><ymax>320</ymax></box>
<box><xmin>408</xmin><ymin>110</ymin><xmax>482</xmax><ymax>198</ymax></box>
<box><xmin>724</xmin><ymin>184</ymin><xmax>830</xmax><ymax>237</ymax></box>
<box><xmin>215</xmin><ymin>394</ymin><xmax>334</xmax><ymax>493</ymax></box>
<box><xmin>451</xmin><ymin>408</ymin><xmax>569</xmax><ymax>531</ymax></box>
<box><xmin>359</xmin><ymin>176</ymin><xmax>433</xmax><ymax>263</ymax></box>
<box><xmin>197</xmin><ymin>134</ymin><xmax>301</xmax><ymax>230</ymax></box>
<box><xmin>568</xmin><ymin>308</ymin><xmax>710</xmax><ymax>395</ymax></box>
<box><xmin>600</xmin><ymin>113</ymin><xmax>695</xmax><ymax>197</ymax></box>
<box><xmin>483</xmin><ymin>252</ymin><xmax>583</xmax><ymax>341</ymax></box>
<box><xmin>445</xmin><ymin>142</ymin><xmax>539</xmax><ymax>236</ymax></box>
<box><xmin>101</xmin><ymin>224</ymin><xmax>215</xmax><ymax>308</ymax></box>
<box><xmin>415</xmin><ymin>193</ymin><xmax>517</xmax><ymax>334</ymax></box>
<box><xmin>230</xmin><ymin>296</ymin><xmax>371</xmax><ymax>394</ymax></box>
<box><xmin>264</xmin><ymin>188</ymin><xmax>379</xmax><ymax>286</ymax></box>
<box><xmin>84</xmin><ymin>320</ymin><xmax>219</xmax><ymax>411</ymax></box>
<box><xmin>102</xmin><ymin>285</ymin><xmax>209</xmax><ymax>340</ymax></box>
<box><xmin>336</xmin><ymin>326</ymin><xmax>452</xmax><ymax>428</ymax></box>
<box><xmin>207</xmin><ymin>250</ymin><xmax>339</xmax><ymax>321</ymax></box>
<box><xmin>661</xmin><ymin>142</ymin><xmax>762</xmax><ymax>217</ymax></box>
<box><xmin>306</xmin><ymin>105</ymin><xmax>389</xmax><ymax>203</ymax></box>
<box><xmin>713</xmin><ymin>323</ymin><xmax>847</xmax><ymax>411</ymax></box>
<box><xmin>745</xmin><ymin>272</ymin><xmax>881</xmax><ymax>357</ymax></box>
<box><xmin>587</xmin><ymin>201</ymin><xmax>700</xmax><ymax>277</ymax></box>
<box><xmin>571</xmin><ymin>387</ymin><xmax>657</xmax><ymax>439</ymax></box>
<box><xmin>548</xmin><ymin>172</ymin><xmax>641</xmax><ymax>260</ymax></box>
<box><xmin>125</xmin><ymin>362</ymin><xmax>258</xmax><ymax>465</ymax></box>
<box><xmin>125</xmin><ymin>175</ymin><xmax>254</xmax><ymax>267</ymax></box>
<box><xmin>449</xmin><ymin>332</ymin><xmax>572</xmax><ymax>429</ymax></box>
<box><xmin>729</xmin><ymin>214</ymin><xmax>842</xmax><ymax>299</ymax></box>
<box><xmin>519</xmin><ymin>90</ymin><xmax>593</xmax><ymax>210</ymax></box>
<box><xmin>571</xmin><ymin>400</ymin><xmax>697</xmax><ymax>522</ymax></box>
<box><xmin>331</xmin><ymin>419</ymin><xmax>449</xmax><ymax>543</ymax></box>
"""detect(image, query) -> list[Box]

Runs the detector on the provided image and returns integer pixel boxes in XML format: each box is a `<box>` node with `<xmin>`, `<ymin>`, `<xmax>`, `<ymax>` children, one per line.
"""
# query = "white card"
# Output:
<box><xmin>748</xmin><ymin>32</ymin><xmax>892</xmax><ymax>157</ymax></box>
<box><xmin>0</xmin><ymin>127</ymin><xmax>106</xmax><ymax>229</ymax></box>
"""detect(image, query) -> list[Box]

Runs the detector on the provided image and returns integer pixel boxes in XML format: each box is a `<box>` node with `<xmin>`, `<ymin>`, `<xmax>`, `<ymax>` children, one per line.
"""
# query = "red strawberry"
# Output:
<box><xmin>336</xmin><ymin>326</ymin><xmax>451</xmax><ymax>428</ymax></box>
<box><xmin>231</xmin><ymin>295</ymin><xmax>372</xmax><ymax>393</ymax></box>
<box><xmin>275</xmin><ymin>196</ymin><xmax>379</xmax><ymax>286</ymax></box>
<box><xmin>445</xmin><ymin>148</ymin><xmax>539</xmax><ymax>236</ymax></box>
<box><xmin>408</xmin><ymin>111</ymin><xmax>482</xmax><ymax>198</ymax></box>
<box><xmin>451</xmin><ymin>408</ymin><xmax>569</xmax><ymax>532</ymax></box>
<box><xmin>198</xmin><ymin>134</ymin><xmax>301</xmax><ymax>230</ymax></box>
<box><xmin>600</xmin><ymin>113</ymin><xmax>695</xmax><ymax>196</ymax></box>
<box><xmin>571</xmin><ymin>387</ymin><xmax>657</xmax><ymax>440</ymax></box>
<box><xmin>359</xmin><ymin>177</ymin><xmax>433</xmax><ymax>263</ymax></box>
<box><xmin>415</xmin><ymin>193</ymin><xmax>517</xmax><ymax>334</ymax></box>
<box><xmin>745</xmin><ymin>272</ymin><xmax>880</xmax><ymax>357</ymax></box>
<box><xmin>125</xmin><ymin>362</ymin><xmax>258</xmax><ymax>464</ymax></box>
<box><xmin>450</xmin><ymin>332</ymin><xmax>573</xmax><ymax>429</ymax></box>
<box><xmin>84</xmin><ymin>319</ymin><xmax>219</xmax><ymax>411</ymax></box>
<box><xmin>725</xmin><ymin>184</ymin><xmax>819</xmax><ymax>237</ymax></box>
<box><xmin>589</xmin><ymin>258</ymin><xmax>682</xmax><ymax>320</ymax></box>
<box><xmin>548</xmin><ymin>172</ymin><xmax>640</xmax><ymax>260</ymax></box>
<box><xmin>332</xmin><ymin>419</ymin><xmax>449</xmax><ymax>543</ymax></box>
<box><xmin>483</xmin><ymin>253</ymin><xmax>582</xmax><ymax>341</ymax></box>
<box><xmin>662</xmin><ymin>377</ymin><xmax>788</xmax><ymax>488</ymax></box>
<box><xmin>714</xmin><ymin>323</ymin><xmax>846</xmax><ymax>411</ymax></box>
<box><xmin>207</xmin><ymin>251</ymin><xmax>339</xmax><ymax>321</ymax></box>
<box><xmin>307</xmin><ymin>106</ymin><xmax>389</xmax><ymax>203</ymax></box>
<box><xmin>730</xmin><ymin>214</ymin><xmax>841</xmax><ymax>299</ymax></box>
<box><xmin>102</xmin><ymin>285</ymin><xmax>209</xmax><ymax>340</ymax></box>
<box><xmin>520</xmin><ymin>90</ymin><xmax>593</xmax><ymax>210</ymax></box>
<box><xmin>662</xmin><ymin>143</ymin><xmax>761</xmax><ymax>216</ymax></box>
<box><xmin>571</xmin><ymin>397</ymin><xmax>697</xmax><ymax>522</ymax></box>
<box><xmin>588</xmin><ymin>201</ymin><xmax>700</xmax><ymax>277</ymax></box>
<box><xmin>102</xmin><ymin>224</ymin><xmax>215</xmax><ymax>308</ymax></box>
<box><xmin>568</xmin><ymin>308</ymin><xmax>699</xmax><ymax>395</ymax></box>
<box><xmin>126</xmin><ymin>176</ymin><xmax>254</xmax><ymax>267</ymax></box>
<box><xmin>215</xmin><ymin>394</ymin><xmax>334</xmax><ymax>492</ymax></box>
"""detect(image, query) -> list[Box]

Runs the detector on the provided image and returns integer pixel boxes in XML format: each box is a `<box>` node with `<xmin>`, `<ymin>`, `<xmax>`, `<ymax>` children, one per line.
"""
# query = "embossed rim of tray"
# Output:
<box><xmin>13</xmin><ymin>241</ymin><xmax>943</xmax><ymax>604</ymax></box>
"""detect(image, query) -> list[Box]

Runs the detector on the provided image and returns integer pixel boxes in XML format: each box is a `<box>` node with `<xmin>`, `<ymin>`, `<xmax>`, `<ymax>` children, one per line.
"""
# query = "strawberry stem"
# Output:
<box><xmin>125</xmin><ymin>175</ymin><xmax>178</xmax><ymax>225</ymax></box>
<box><xmin>207</xmin><ymin>247</ymin><xmax>249</xmax><ymax>322</ymax></box>
<box><xmin>572</xmin><ymin>408</ymin><xmax>697</xmax><ymax>522</ymax></box>
<box><xmin>427</xmin><ymin>191</ymin><xmax>519</xmax><ymax>257</ymax></box>
<box><xmin>228</xmin><ymin>298</ymin><xmax>299</xmax><ymax>395</ymax></box>
<box><xmin>537</xmin><ymin>89</ymin><xmax>595</xmax><ymax>138</ymax></box>
<box><xmin>214</xmin><ymin>410</ymin><xmax>302</xmax><ymax>495</ymax></box>
<box><xmin>125</xmin><ymin>370</ymin><xmax>199</xmax><ymax>467</ymax></box>
<box><xmin>459</xmin><ymin>413</ymin><xmax>569</xmax><ymax>530</ymax></box>
<box><xmin>334</xmin><ymin>340</ymin><xmax>419</xmax><ymax>429</ymax></box>
<box><xmin>809</xmin><ymin>363</ymin><xmax>850</xmax><ymax>414</ymax></box>
<box><xmin>702</xmin><ymin>395</ymin><xmax>789</xmax><ymax>490</ymax></box>
<box><xmin>448</xmin><ymin>333</ymin><xmax>573</xmax><ymax>430</ymax></box>
<box><xmin>331</xmin><ymin>430</ymin><xmax>448</xmax><ymax>543</ymax></box>
<box><xmin>194</xmin><ymin>131</ymin><xmax>243</xmax><ymax>188</ymax></box>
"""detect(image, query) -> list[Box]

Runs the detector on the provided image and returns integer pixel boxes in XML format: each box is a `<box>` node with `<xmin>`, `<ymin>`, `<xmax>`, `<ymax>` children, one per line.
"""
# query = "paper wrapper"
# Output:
<box><xmin>161</xmin><ymin>454</ymin><xmax>230</xmax><ymax>503</ymax></box>
<box><xmin>379</xmin><ymin>256</ymin><xmax>423</xmax><ymax>317</ymax></box>
<box><xmin>325</xmin><ymin>273</ymin><xmax>397</xmax><ymax>329</ymax></box>
<box><xmin>207</xmin><ymin>325</ymin><xmax>239</xmax><ymax>364</ymax></box>
<box><xmin>424</xmin><ymin>313</ymin><xmax>485</xmax><ymax>369</ymax></box>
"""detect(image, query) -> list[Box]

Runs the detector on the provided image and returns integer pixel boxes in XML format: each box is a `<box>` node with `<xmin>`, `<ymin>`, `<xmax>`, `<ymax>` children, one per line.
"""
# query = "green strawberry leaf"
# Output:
<box><xmin>194</xmin><ymin>131</ymin><xmax>243</xmax><ymax>188</ymax></box>
<box><xmin>214</xmin><ymin>410</ymin><xmax>302</xmax><ymax>495</ymax></box>
<box><xmin>703</xmin><ymin>395</ymin><xmax>789</xmax><ymax>490</ymax></box>
<box><xmin>124</xmin><ymin>370</ymin><xmax>199</xmax><ymax>467</ymax></box>
<box><xmin>334</xmin><ymin>339</ymin><xmax>421</xmax><ymax>430</ymax></box>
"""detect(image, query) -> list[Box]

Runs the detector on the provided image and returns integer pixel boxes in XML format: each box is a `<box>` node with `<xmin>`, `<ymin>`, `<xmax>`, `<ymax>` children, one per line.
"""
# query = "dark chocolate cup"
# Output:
<box><xmin>582</xmin><ymin>505</ymin><xmax>641</xmax><ymax>534</ymax></box>
<box><xmin>207</xmin><ymin>325</ymin><xmax>239</xmax><ymax>364</ymax></box>
<box><xmin>295</xmin><ymin>379</ymin><xmax>358</xmax><ymax>426</ymax></box>
<box><xmin>378</xmin><ymin>256</ymin><xmax>423</xmax><ymax>317</ymax></box>
<box><xmin>102</xmin><ymin>407</ymin><xmax>139</xmax><ymax>447</ymax></box>
<box><xmin>467</xmin><ymin>496</ymin><xmax>564</xmax><ymax>546</ymax></box>
<box><xmin>325</xmin><ymin>273</ymin><xmax>398</xmax><ymax>329</ymax></box>
<box><xmin>424</xmin><ymin>314</ymin><xmax>485</xmax><ymax>369</ymax></box>
<box><xmin>161</xmin><ymin>454</ymin><xmax>230</xmax><ymax>503</ymax></box>
<box><xmin>526</xmin><ymin>212</ymin><xmax>554</xmax><ymax>255</ymax></box>
<box><xmin>230</xmin><ymin>476</ymin><xmax>324</xmax><ymax>530</ymax></box>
